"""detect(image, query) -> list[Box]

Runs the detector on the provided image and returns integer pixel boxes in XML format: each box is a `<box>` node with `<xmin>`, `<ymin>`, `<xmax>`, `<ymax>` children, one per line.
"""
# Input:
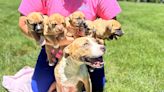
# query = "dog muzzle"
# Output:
<box><xmin>81</xmin><ymin>56</ymin><xmax>104</xmax><ymax>69</ymax></box>
<box><xmin>34</xmin><ymin>24</ymin><xmax>43</xmax><ymax>33</ymax></box>
<box><xmin>109</xmin><ymin>29</ymin><xmax>124</xmax><ymax>40</ymax></box>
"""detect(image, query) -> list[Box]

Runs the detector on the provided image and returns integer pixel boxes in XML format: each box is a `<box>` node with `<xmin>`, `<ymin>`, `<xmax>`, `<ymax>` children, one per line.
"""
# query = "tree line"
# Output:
<box><xmin>118</xmin><ymin>0</ymin><xmax>164</xmax><ymax>3</ymax></box>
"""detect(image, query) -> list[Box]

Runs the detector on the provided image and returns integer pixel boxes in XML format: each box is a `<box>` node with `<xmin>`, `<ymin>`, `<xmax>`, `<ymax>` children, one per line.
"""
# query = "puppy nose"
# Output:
<box><xmin>35</xmin><ymin>24</ymin><xmax>42</xmax><ymax>32</ymax></box>
<box><xmin>100</xmin><ymin>46</ymin><xmax>106</xmax><ymax>52</ymax></box>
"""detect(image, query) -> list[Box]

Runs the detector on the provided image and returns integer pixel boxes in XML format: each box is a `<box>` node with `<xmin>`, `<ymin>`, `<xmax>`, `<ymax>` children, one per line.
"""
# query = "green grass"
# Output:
<box><xmin>0</xmin><ymin>1</ymin><xmax>164</xmax><ymax>92</ymax></box>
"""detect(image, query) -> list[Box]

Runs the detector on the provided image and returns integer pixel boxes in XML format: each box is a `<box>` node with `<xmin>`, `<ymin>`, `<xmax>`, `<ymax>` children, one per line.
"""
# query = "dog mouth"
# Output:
<box><xmin>81</xmin><ymin>56</ymin><xmax>104</xmax><ymax>68</ymax></box>
<box><xmin>109</xmin><ymin>29</ymin><xmax>124</xmax><ymax>40</ymax></box>
<box><xmin>33</xmin><ymin>24</ymin><xmax>43</xmax><ymax>33</ymax></box>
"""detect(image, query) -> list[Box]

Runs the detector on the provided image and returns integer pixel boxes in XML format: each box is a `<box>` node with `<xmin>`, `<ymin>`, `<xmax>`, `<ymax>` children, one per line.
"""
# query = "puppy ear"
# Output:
<box><xmin>40</xmin><ymin>14</ymin><xmax>44</xmax><ymax>19</ymax></box>
<box><xmin>89</xmin><ymin>29</ymin><xmax>96</xmax><ymax>38</ymax></box>
<box><xmin>25</xmin><ymin>19</ymin><xmax>30</xmax><ymax>25</ymax></box>
<box><xmin>106</xmin><ymin>26</ymin><xmax>112</xmax><ymax>33</ymax></box>
<box><xmin>65</xmin><ymin>17</ymin><xmax>71</xmax><ymax>27</ymax></box>
<box><xmin>63</xmin><ymin>45</ymin><xmax>71</xmax><ymax>58</ymax></box>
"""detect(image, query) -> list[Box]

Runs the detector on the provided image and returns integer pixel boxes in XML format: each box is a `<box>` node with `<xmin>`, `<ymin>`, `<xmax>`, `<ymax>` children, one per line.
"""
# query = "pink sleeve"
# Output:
<box><xmin>18</xmin><ymin>0</ymin><xmax>43</xmax><ymax>16</ymax></box>
<box><xmin>97</xmin><ymin>0</ymin><xmax>122</xmax><ymax>20</ymax></box>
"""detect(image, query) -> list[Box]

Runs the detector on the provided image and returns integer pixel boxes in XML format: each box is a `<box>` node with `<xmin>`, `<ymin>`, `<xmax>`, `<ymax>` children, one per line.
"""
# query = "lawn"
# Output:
<box><xmin>0</xmin><ymin>1</ymin><xmax>164</xmax><ymax>92</ymax></box>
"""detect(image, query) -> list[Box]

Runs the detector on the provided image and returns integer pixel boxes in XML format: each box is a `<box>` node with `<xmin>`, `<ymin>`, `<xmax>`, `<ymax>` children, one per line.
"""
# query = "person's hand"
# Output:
<box><xmin>19</xmin><ymin>16</ymin><xmax>33</xmax><ymax>38</ymax></box>
<box><xmin>51</xmin><ymin>49</ymin><xmax>63</xmax><ymax>62</ymax></box>
<box><xmin>50</xmin><ymin>37</ymin><xmax>74</xmax><ymax>62</ymax></box>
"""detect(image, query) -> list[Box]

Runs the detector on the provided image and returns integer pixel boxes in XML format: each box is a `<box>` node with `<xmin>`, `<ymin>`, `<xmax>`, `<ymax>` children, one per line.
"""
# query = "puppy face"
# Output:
<box><xmin>44</xmin><ymin>13</ymin><xmax>66</xmax><ymax>36</ymax></box>
<box><xmin>94</xmin><ymin>19</ymin><xmax>124</xmax><ymax>40</ymax></box>
<box><xmin>26</xmin><ymin>12</ymin><xmax>44</xmax><ymax>33</ymax></box>
<box><xmin>64</xmin><ymin>37</ymin><xmax>105</xmax><ymax>68</ymax></box>
<box><xmin>68</xmin><ymin>11</ymin><xmax>85</xmax><ymax>27</ymax></box>
<box><xmin>106</xmin><ymin>20</ymin><xmax>124</xmax><ymax>40</ymax></box>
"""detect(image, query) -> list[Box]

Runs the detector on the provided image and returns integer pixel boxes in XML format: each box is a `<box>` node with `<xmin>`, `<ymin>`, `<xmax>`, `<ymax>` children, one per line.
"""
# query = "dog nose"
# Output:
<box><xmin>35</xmin><ymin>24</ymin><xmax>42</xmax><ymax>32</ymax></box>
<box><xmin>115</xmin><ymin>29</ymin><xmax>124</xmax><ymax>36</ymax></box>
<box><xmin>100</xmin><ymin>46</ymin><xmax>106</xmax><ymax>52</ymax></box>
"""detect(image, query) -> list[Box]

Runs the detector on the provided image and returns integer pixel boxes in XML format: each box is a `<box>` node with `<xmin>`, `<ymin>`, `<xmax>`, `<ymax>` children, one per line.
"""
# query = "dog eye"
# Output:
<box><xmin>52</xmin><ymin>24</ymin><xmax>57</xmax><ymax>28</ymax></box>
<box><xmin>32</xmin><ymin>23</ymin><xmax>37</xmax><ymax>26</ymax></box>
<box><xmin>62</xmin><ymin>23</ymin><xmax>66</xmax><ymax>26</ymax></box>
<box><xmin>83</xmin><ymin>42</ymin><xmax>89</xmax><ymax>47</ymax></box>
<box><xmin>87</xmin><ymin>28</ymin><xmax>91</xmax><ymax>30</ymax></box>
<box><xmin>39</xmin><ymin>22</ymin><xmax>43</xmax><ymax>24</ymax></box>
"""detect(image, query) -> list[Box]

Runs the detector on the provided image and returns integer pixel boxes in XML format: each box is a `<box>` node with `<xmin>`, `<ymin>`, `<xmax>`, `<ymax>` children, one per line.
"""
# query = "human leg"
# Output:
<box><xmin>31</xmin><ymin>46</ymin><xmax>56</xmax><ymax>92</ymax></box>
<box><xmin>88</xmin><ymin>57</ymin><xmax>105</xmax><ymax>92</ymax></box>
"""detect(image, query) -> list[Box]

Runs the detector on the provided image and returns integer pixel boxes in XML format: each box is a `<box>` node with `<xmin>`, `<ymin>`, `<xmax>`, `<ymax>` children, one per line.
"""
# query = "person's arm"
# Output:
<box><xmin>18</xmin><ymin>0</ymin><xmax>43</xmax><ymax>38</ymax></box>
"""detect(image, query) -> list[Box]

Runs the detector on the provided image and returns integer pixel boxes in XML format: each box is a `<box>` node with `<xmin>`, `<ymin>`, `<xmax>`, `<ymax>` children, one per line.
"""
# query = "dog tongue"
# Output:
<box><xmin>92</xmin><ymin>61</ymin><xmax>104</xmax><ymax>68</ymax></box>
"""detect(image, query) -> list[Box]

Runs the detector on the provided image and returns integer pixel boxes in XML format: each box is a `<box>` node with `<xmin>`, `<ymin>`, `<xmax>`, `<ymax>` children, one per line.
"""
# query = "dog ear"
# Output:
<box><xmin>25</xmin><ymin>19</ymin><xmax>30</xmax><ymax>25</ymax></box>
<box><xmin>65</xmin><ymin>17</ymin><xmax>71</xmax><ymax>27</ymax></box>
<box><xmin>40</xmin><ymin>13</ymin><xmax>44</xmax><ymax>19</ymax></box>
<box><xmin>106</xmin><ymin>26</ymin><xmax>112</xmax><ymax>33</ymax></box>
<box><xmin>63</xmin><ymin>44</ymin><xmax>71</xmax><ymax>58</ymax></box>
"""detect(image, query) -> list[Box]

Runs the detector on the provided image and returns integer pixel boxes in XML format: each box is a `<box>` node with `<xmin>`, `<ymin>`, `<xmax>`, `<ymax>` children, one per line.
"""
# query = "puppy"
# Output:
<box><xmin>26</xmin><ymin>12</ymin><xmax>45</xmax><ymax>44</ymax></box>
<box><xmin>65</xmin><ymin>11</ymin><xmax>87</xmax><ymax>39</ymax></box>
<box><xmin>52</xmin><ymin>37</ymin><xmax>105</xmax><ymax>92</ymax></box>
<box><xmin>44</xmin><ymin>13</ymin><xmax>67</xmax><ymax>66</ymax></box>
<box><xmin>93</xmin><ymin>18</ymin><xmax>124</xmax><ymax>44</ymax></box>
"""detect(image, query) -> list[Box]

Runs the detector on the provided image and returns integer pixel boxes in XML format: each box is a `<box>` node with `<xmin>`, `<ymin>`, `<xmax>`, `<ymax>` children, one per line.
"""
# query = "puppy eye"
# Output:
<box><xmin>83</xmin><ymin>42</ymin><xmax>89</xmax><ymax>47</ymax></box>
<box><xmin>32</xmin><ymin>23</ymin><xmax>37</xmax><ymax>26</ymax></box>
<box><xmin>87</xmin><ymin>28</ymin><xmax>90</xmax><ymax>30</ymax></box>
<box><xmin>39</xmin><ymin>22</ymin><xmax>43</xmax><ymax>24</ymax></box>
<box><xmin>62</xmin><ymin>23</ymin><xmax>66</xmax><ymax>26</ymax></box>
<box><xmin>52</xmin><ymin>24</ymin><xmax>57</xmax><ymax>28</ymax></box>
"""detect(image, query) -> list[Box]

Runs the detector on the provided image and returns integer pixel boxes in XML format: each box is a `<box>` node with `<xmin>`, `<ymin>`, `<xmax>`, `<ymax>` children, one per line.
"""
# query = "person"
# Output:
<box><xmin>18</xmin><ymin>0</ymin><xmax>121</xmax><ymax>92</ymax></box>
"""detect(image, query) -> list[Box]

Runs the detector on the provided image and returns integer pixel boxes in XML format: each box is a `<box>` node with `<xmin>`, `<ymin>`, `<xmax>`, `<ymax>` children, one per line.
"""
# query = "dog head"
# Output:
<box><xmin>67</xmin><ymin>11</ymin><xmax>85</xmax><ymax>27</ymax></box>
<box><xmin>44</xmin><ymin>13</ymin><xmax>66</xmax><ymax>36</ymax></box>
<box><xmin>63</xmin><ymin>37</ymin><xmax>105</xmax><ymax>68</ymax></box>
<box><xmin>26</xmin><ymin>12</ymin><xmax>44</xmax><ymax>33</ymax></box>
<box><xmin>94</xmin><ymin>19</ymin><xmax>124</xmax><ymax>40</ymax></box>
<box><xmin>105</xmin><ymin>20</ymin><xmax>124</xmax><ymax>40</ymax></box>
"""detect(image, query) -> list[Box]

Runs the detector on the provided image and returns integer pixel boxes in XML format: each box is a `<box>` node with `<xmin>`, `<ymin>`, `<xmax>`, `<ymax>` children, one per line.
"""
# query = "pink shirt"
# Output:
<box><xmin>18</xmin><ymin>0</ymin><xmax>121</xmax><ymax>20</ymax></box>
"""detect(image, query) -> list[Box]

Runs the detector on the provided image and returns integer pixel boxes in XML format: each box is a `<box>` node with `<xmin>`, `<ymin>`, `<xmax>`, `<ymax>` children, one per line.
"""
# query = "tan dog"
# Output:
<box><xmin>51</xmin><ymin>37</ymin><xmax>105</xmax><ymax>92</ymax></box>
<box><xmin>44</xmin><ymin>13</ymin><xmax>67</xmax><ymax>66</ymax></box>
<box><xmin>93</xmin><ymin>18</ymin><xmax>124</xmax><ymax>44</ymax></box>
<box><xmin>26</xmin><ymin>12</ymin><xmax>45</xmax><ymax>44</ymax></box>
<box><xmin>66</xmin><ymin>11</ymin><xmax>87</xmax><ymax>39</ymax></box>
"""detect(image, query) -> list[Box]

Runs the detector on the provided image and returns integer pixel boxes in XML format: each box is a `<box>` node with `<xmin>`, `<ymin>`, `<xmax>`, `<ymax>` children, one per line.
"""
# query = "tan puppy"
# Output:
<box><xmin>66</xmin><ymin>11</ymin><xmax>87</xmax><ymax>39</ymax></box>
<box><xmin>93</xmin><ymin>18</ymin><xmax>124</xmax><ymax>44</ymax></box>
<box><xmin>26</xmin><ymin>12</ymin><xmax>45</xmax><ymax>44</ymax></box>
<box><xmin>44</xmin><ymin>13</ymin><xmax>67</xmax><ymax>66</ymax></box>
<box><xmin>52</xmin><ymin>37</ymin><xmax>105</xmax><ymax>92</ymax></box>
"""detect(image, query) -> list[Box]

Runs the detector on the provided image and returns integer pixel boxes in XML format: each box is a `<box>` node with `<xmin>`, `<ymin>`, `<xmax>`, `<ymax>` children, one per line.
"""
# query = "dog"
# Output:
<box><xmin>43</xmin><ymin>13</ymin><xmax>67</xmax><ymax>66</ymax></box>
<box><xmin>48</xmin><ymin>37</ymin><xmax>106</xmax><ymax>92</ymax></box>
<box><xmin>26</xmin><ymin>12</ymin><xmax>45</xmax><ymax>44</ymax></box>
<box><xmin>65</xmin><ymin>11</ymin><xmax>87</xmax><ymax>40</ymax></box>
<box><xmin>93</xmin><ymin>18</ymin><xmax>124</xmax><ymax>44</ymax></box>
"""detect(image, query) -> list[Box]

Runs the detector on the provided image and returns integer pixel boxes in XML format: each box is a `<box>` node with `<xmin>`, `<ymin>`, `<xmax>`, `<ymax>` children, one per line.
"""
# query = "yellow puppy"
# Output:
<box><xmin>65</xmin><ymin>11</ymin><xmax>87</xmax><ymax>39</ymax></box>
<box><xmin>44</xmin><ymin>13</ymin><xmax>67</xmax><ymax>66</ymax></box>
<box><xmin>51</xmin><ymin>37</ymin><xmax>105</xmax><ymax>92</ymax></box>
<box><xmin>93</xmin><ymin>18</ymin><xmax>124</xmax><ymax>44</ymax></box>
<box><xmin>26</xmin><ymin>12</ymin><xmax>45</xmax><ymax>44</ymax></box>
